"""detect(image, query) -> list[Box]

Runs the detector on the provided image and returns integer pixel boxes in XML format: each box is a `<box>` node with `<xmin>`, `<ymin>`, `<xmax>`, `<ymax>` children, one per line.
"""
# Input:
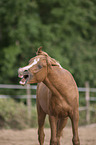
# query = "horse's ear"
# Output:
<box><xmin>36</xmin><ymin>46</ymin><xmax>43</xmax><ymax>55</ymax></box>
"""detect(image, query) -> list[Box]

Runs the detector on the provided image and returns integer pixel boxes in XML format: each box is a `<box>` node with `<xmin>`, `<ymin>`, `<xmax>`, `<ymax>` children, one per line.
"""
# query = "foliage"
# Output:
<box><xmin>36</xmin><ymin>0</ymin><xmax>96</xmax><ymax>87</ymax></box>
<box><xmin>0</xmin><ymin>98</ymin><xmax>37</xmax><ymax>129</ymax></box>
<box><xmin>0</xmin><ymin>0</ymin><xmax>96</xmax><ymax>87</ymax></box>
<box><xmin>0</xmin><ymin>98</ymin><xmax>50</xmax><ymax>129</ymax></box>
<box><xmin>0</xmin><ymin>98</ymin><xmax>96</xmax><ymax>129</ymax></box>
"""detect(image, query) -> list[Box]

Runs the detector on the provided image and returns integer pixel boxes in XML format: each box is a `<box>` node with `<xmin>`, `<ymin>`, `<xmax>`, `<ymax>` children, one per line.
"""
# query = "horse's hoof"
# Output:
<box><xmin>72</xmin><ymin>138</ymin><xmax>80</xmax><ymax>145</ymax></box>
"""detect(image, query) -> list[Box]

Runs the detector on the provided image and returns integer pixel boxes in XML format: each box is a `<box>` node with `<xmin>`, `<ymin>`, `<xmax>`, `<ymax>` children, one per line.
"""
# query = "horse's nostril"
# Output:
<box><xmin>18</xmin><ymin>68</ymin><xmax>23</xmax><ymax>73</ymax></box>
<box><xmin>24</xmin><ymin>70</ymin><xmax>28</xmax><ymax>72</ymax></box>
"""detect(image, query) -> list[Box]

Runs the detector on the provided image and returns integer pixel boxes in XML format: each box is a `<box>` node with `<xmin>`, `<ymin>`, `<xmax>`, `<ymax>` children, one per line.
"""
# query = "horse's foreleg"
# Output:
<box><xmin>70</xmin><ymin>110</ymin><xmax>80</xmax><ymax>145</ymax></box>
<box><xmin>49</xmin><ymin>116</ymin><xmax>58</xmax><ymax>145</ymax></box>
<box><xmin>57</xmin><ymin>117</ymin><xmax>68</xmax><ymax>145</ymax></box>
<box><xmin>37</xmin><ymin>102</ymin><xmax>46</xmax><ymax>145</ymax></box>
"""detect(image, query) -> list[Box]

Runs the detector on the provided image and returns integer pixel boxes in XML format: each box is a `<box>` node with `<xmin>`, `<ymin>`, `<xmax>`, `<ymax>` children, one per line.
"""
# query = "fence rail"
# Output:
<box><xmin>0</xmin><ymin>84</ymin><xmax>96</xmax><ymax>92</ymax></box>
<box><xmin>0</xmin><ymin>84</ymin><xmax>37</xmax><ymax>89</ymax></box>
<box><xmin>0</xmin><ymin>94</ymin><xmax>36</xmax><ymax>99</ymax></box>
<box><xmin>0</xmin><ymin>82</ymin><xmax>96</xmax><ymax>124</ymax></box>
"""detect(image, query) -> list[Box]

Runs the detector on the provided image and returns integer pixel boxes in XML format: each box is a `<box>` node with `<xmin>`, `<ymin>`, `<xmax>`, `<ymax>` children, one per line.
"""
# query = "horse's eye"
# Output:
<box><xmin>38</xmin><ymin>64</ymin><xmax>42</xmax><ymax>69</ymax></box>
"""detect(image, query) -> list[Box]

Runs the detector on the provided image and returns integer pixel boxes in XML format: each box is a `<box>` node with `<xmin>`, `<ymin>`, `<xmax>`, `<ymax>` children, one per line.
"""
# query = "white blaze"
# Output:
<box><xmin>18</xmin><ymin>58</ymin><xmax>40</xmax><ymax>73</ymax></box>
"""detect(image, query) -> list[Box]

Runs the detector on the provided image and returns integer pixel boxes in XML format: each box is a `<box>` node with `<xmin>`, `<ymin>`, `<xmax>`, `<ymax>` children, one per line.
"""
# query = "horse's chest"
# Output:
<box><xmin>49</xmin><ymin>98</ymin><xmax>68</xmax><ymax>118</ymax></box>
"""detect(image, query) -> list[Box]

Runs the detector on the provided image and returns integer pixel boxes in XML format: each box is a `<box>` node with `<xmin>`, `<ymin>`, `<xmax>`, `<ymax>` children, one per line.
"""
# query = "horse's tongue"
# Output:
<box><xmin>19</xmin><ymin>78</ymin><xmax>26</xmax><ymax>85</ymax></box>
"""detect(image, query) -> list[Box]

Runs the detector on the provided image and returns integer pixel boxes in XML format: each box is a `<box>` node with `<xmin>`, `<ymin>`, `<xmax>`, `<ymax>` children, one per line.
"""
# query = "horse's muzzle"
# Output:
<box><xmin>18</xmin><ymin>69</ymin><xmax>31</xmax><ymax>85</ymax></box>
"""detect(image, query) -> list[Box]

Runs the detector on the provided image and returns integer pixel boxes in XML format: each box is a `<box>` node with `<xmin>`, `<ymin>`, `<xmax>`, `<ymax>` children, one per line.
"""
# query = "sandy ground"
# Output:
<box><xmin>0</xmin><ymin>125</ymin><xmax>96</xmax><ymax>145</ymax></box>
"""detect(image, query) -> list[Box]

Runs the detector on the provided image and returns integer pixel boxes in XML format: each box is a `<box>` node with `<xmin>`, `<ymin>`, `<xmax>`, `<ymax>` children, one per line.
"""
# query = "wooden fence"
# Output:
<box><xmin>79</xmin><ymin>82</ymin><xmax>96</xmax><ymax>124</ymax></box>
<box><xmin>0</xmin><ymin>82</ymin><xmax>96</xmax><ymax>124</ymax></box>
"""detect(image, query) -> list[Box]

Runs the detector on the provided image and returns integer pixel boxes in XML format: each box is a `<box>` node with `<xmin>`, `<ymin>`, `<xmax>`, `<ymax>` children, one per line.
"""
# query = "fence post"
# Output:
<box><xmin>85</xmin><ymin>81</ymin><xmax>90</xmax><ymax>124</ymax></box>
<box><xmin>26</xmin><ymin>84</ymin><xmax>31</xmax><ymax>122</ymax></box>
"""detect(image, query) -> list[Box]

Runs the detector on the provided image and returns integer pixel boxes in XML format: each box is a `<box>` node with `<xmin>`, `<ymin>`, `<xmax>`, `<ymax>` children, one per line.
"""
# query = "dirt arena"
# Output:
<box><xmin>0</xmin><ymin>125</ymin><xmax>96</xmax><ymax>145</ymax></box>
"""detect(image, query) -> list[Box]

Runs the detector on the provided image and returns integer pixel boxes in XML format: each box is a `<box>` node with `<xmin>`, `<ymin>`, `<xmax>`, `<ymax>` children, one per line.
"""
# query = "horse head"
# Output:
<box><xmin>18</xmin><ymin>47</ymin><xmax>61</xmax><ymax>85</ymax></box>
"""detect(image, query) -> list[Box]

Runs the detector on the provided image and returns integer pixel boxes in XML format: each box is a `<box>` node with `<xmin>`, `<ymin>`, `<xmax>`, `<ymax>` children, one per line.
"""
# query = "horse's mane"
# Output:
<box><xmin>36</xmin><ymin>47</ymin><xmax>61</xmax><ymax>67</ymax></box>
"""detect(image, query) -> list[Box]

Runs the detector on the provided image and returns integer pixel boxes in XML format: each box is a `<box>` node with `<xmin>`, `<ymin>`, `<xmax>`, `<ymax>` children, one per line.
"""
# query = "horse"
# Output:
<box><xmin>18</xmin><ymin>47</ymin><xmax>80</xmax><ymax>145</ymax></box>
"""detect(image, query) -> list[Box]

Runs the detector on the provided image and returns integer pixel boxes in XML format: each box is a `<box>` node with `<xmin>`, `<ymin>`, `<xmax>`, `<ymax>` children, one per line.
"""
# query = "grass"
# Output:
<box><xmin>0</xmin><ymin>98</ymin><xmax>96</xmax><ymax>129</ymax></box>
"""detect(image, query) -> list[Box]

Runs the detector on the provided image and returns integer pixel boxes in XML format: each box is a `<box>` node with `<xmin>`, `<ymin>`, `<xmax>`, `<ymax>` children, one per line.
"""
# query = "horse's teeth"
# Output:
<box><xmin>18</xmin><ymin>74</ymin><xmax>23</xmax><ymax>78</ymax></box>
<box><xmin>19</xmin><ymin>81</ymin><xmax>25</xmax><ymax>85</ymax></box>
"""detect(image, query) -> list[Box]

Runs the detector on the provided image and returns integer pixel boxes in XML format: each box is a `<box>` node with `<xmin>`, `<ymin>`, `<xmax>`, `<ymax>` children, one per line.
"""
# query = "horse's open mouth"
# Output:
<box><xmin>18</xmin><ymin>70</ymin><xmax>30</xmax><ymax>85</ymax></box>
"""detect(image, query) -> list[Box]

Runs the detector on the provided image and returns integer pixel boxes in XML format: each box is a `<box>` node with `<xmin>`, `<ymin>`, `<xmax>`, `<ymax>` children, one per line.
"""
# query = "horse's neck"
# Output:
<box><xmin>47</xmin><ymin>67</ymin><xmax>62</xmax><ymax>88</ymax></box>
<box><xmin>43</xmin><ymin>67</ymin><xmax>63</xmax><ymax>100</ymax></box>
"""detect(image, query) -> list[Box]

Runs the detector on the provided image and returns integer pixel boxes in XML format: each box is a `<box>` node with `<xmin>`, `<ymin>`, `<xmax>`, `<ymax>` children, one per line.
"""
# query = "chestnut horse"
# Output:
<box><xmin>18</xmin><ymin>47</ymin><xmax>80</xmax><ymax>145</ymax></box>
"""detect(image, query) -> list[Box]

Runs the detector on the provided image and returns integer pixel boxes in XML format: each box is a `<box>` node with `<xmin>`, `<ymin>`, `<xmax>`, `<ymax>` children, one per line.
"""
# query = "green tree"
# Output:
<box><xmin>0</xmin><ymin>0</ymin><xmax>42</xmax><ymax>83</ymax></box>
<box><xmin>0</xmin><ymin>0</ymin><xmax>96</xmax><ymax>87</ymax></box>
<box><xmin>37</xmin><ymin>0</ymin><xmax>96</xmax><ymax>87</ymax></box>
